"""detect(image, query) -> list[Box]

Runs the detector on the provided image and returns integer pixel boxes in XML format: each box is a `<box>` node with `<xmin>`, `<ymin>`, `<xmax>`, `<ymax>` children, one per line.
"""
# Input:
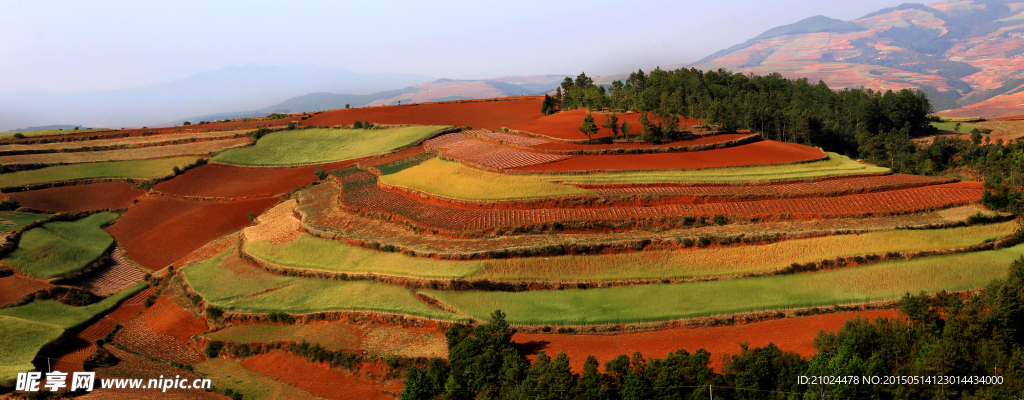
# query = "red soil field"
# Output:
<box><xmin>142</xmin><ymin>296</ymin><xmax>209</xmax><ymax>342</ymax></box>
<box><xmin>301</xmin><ymin>97</ymin><xmax>544</xmax><ymax>131</ymax></box>
<box><xmin>73</xmin><ymin>248</ymin><xmax>147</xmax><ymax>296</ymax></box>
<box><xmin>0</xmin><ymin>274</ymin><xmax>51</xmax><ymax>305</ymax></box>
<box><xmin>8</xmin><ymin>182</ymin><xmax>145</xmax><ymax>212</ymax></box>
<box><xmin>52</xmin><ymin>337</ymin><xmax>95</xmax><ymax>374</ymax></box>
<box><xmin>424</xmin><ymin>133</ymin><xmax>571</xmax><ymax>168</ymax></box>
<box><xmin>588</xmin><ymin>173</ymin><xmax>952</xmax><ymax>197</ymax></box>
<box><xmin>362</xmin><ymin>145</ymin><xmax>428</xmax><ymax>167</ymax></box>
<box><xmin>526</xmin><ymin>133</ymin><xmax>755</xmax><ymax>152</ymax></box>
<box><xmin>343</xmin><ymin>168</ymin><xmax>982</xmax><ymax>231</ymax></box>
<box><xmin>515</xmin><ymin>141</ymin><xmax>826</xmax><ymax>171</ymax></box>
<box><xmin>241</xmin><ymin>351</ymin><xmax>397</xmax><ymax>400</ymax></box>
<box><xmin>508</xmin><ymin>109</ymin><xmax>704</xmax><ymax>141</ymax></box>
<box><xmin>105</xmin><ymin>197</ymin><xmax>278</xmax><ymax>270</ymax></box>
<box><xmin>154</xmin><ymin>160</ymin><xmax>359</xmax><ymax>198</ymax></box>
<box><xmin>514</xmin><ymin>309</ymin><xmax>899</xmax><ymax>373</ymax></box>
<box><xmin>114</xmin><ymin>315</ymin><xmax>205</xmax><ymax>365</ymax></box>
<box><xmin>78</xmin><ymin>287</ymin><xmax>159</xmax><ymax>342</ymax></box>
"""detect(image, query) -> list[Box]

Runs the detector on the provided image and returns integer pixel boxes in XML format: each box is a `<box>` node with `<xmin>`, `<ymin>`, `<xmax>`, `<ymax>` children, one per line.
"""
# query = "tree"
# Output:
<box><xmin>314</xmin><ymin>167</ymin><xmax>327</xmax><ymax>181</ymax></box>
<box><xmin>579</xmin><ymin>113</ymin><xmax>599</xmax><ymax>141</ymax></box>
<box><xmin>954</xmin><ymin>122</ymin><xmax>962</xmax><ymax>133</ymax></box>
<box><xmin>603</xmin><ymin>113</ymin><xmax>620</xmax><ymax>138</ymax></box>
<box><xmin>353</xmin><ymin>120</ymin><xmax>363</xmax><ymax>129</ymax></box>
<box><xmin>183</xmin><ymin>121</ymin><xmax>191</xmax><ymax>126</ymax></box>
<box><xmin>363</xmin><ymin>119</ymin><xmax>370</xmax><ymax>129</ymax></box>
<box><xmin>541</xmin><ymin>94</ymin><xmax>557</xmax><ymax>116</ymax></box>
<box><xmin>345</xmin><ymin>104</ymin><xmax>350</xmax><ymax>109</ymax></box>
<box><xmin>621</xmin><ymin>121</ymin><xmax>632</xmax><ymax>138</ymax></box>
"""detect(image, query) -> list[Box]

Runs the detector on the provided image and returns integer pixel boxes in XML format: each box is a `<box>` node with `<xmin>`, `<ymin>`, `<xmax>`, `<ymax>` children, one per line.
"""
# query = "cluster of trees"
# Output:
<box><xmin>404</xmin><ymin>257</ymin><xmax>1024</xmax><ymax>399</ymax></box>
<box><xmin>353</xmin><ymin>120</ymin><xmax>373</xmax><ymax>129</ymax></box>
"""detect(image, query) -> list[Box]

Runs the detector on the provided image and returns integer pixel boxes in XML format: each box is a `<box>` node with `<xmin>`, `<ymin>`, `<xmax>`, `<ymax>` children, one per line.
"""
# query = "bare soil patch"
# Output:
<box><xmin>0</xmin><ymin>273</ymin><xmax>51</xmax><ymax>305</ymax></box>
<box><xmin>302</xmin><ymin>97</ymin><xmax>544</xmax><ymax>131</ymax></box>
<box><xmin>154</xmin><ymin>160</ymin><xmax>357</xmax><ymax>198</ymax></box>
<box><xmin>241</xmin><ymin>351</ymin><xmax>397</xmax><ymax>400</ymax></box>
<box><xmin>8</xmin><ymin>182</ymin><xmax>144</xmax><ymax>212</ymax></box>
<box><xmin>142</xmin><ymin>296</ymin><xmax>209</xmax><ymax>342</ymax></box>
<box><xmin>514</xmin><ymin>141</ymin><xmax>825</xmax><ymax>171</ymax></box>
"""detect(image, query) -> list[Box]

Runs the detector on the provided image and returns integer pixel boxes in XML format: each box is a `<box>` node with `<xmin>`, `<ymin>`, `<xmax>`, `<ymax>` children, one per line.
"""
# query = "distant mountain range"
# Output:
<box><xmin>686</xmin><ymin>0</ymin><xmax>1024</xmax><ymax>118</ymax></box>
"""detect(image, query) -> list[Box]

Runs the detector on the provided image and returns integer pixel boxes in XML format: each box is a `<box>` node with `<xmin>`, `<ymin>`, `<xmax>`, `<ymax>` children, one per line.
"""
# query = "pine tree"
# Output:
<box><xmin>579</xmin><ymin>113</ymin><xmax>599</xmax><ymax>141</ymax></box>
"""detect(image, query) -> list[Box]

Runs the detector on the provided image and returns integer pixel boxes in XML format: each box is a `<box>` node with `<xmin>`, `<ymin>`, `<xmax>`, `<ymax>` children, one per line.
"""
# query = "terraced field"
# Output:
<box><xmin>212</xmin><ymin>125</ymin><xmax>447</xmax><ymax>166</ymax></box>
<box><xmin>0</xmin><ymin>137</ymin><xmax>250</xmax><ymax>166</ymax></box>
<box><xmin>423</xmin><ymin>132</ymin><xmax>571</xmax><ymax>168</ymax></box>
<box><xmin>0</xmin><ymin>156</ymin><xmax>199</xmax><ymax>188</ymax></box>
<box><xmin>4</xmin><ymin>212</ymin><xmax>118</xmax><ymax>279</ymax></box>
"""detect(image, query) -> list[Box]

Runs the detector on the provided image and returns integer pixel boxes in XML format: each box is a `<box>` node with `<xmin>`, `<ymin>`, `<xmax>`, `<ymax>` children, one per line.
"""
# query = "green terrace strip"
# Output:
<box><xmin>556</xmin><ymin>153</ymin><xmax>889</xmax><ymax>185</ymax></box>
<box><xmin>194</xmin><ymin>358</ymin><xmax>329</xmax><ymax>400</ymax></box>
<box><xmin>202</xmin><ymin>322</ymin><xmax>359</xmax><ymax>351</ymax></box>
<box><xmin>0</xmin><ymin>211</ymin><xmax>49</xmax><ymax>232</ymax></box>
<box><xmin>423</xmin><ymin>244</ymin><xmax>1024</xmax><ymax>325</ymax></box>
<box><xmin>0</xmin><ymin>156</ymin><xmax>199</xmax><ymax>188</ymax></box>
<box><xmin>0</xmin><ymin>283</ymin><xmax>146</xmax><ymax>329</ymax></box>
<box><xmin>379</xmin><ymin>158</ymin><xmax>595</xmax><ymax>200</ymax></box>
<box><xmin>4</xmin><ymin>212</ymin><xmax>118</xmax><ymax>279</ymax></box>
<box><xmin>211</xmin><ymin>125</ymin><xmax>449</xmax><ymax>166</ymax></box>
<box><xmin>930</xmin><ymin>121</ymin><xmax>987</xmax><ymax>133</ymax></box>
<box><xmin>0</xmin><ymin>317</ymin><xmax>64</xmax><ymax>385</ymax></box>
<box><xmin>244</xmin><ymin>236</ymin><xmax>485</xmax><ymax>279</ymax></box>
<box><xmin>243</xmin><ymin>221</ymin><xmax>1014</xmax><ymax>282</ymax></box>
<box><xmin>0</xmin><ymin>128</ymin><xmax>109</xmax><ymax>139</ymax></box>
<box><xmin>185</xmin><ymin>248</ymin><xmax>468</xmax><ymax>322</ymax></box>
<box><xmin>0</xmin><ymin>283</ymin><xmax>145</xmax><ymax>385</ymax></box>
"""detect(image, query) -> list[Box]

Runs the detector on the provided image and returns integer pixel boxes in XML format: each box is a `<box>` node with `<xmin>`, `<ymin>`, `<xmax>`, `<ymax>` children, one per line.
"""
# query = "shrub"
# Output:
<box><xmin>12</xmin><ymin>133</ymin><xmax>25</xmax><ymax>139</ymax></box>
<box><xmin>143</xmin><ymin>295</ymin><xmax>156</xmax><ymax>308</ymax></box>
<box><xmin>206</xmin><ymin>306</ymin><xmax>224</xmax><ymax>320</ymax></box>
<box><xmin>0</xmin><ymin>198</ymin><xmax>18</xmax><ymax>211</ymax></box>
<box><xmin>698</xmin><ymin>237</ymin><xmax>711</xmax><ymax>247</ymax></box>
<box><xmin>353</xmin><ymin>120</ymin><xmax>363</xmax><ymax>129</ymax></box>
<box><xmin>183</xmin><ymin>121</ymin><xmax>191</xmax><ymax>126</ymax></box>
<box><xmin>314</xmin><ymin>167</ymin><xmax>327</xmax><ymax>181</ymax></box>
<box><xmin>715</xmin><ymin>215</ymin><xmax>727</xmax><ymax>225</ymax></box>
<box><xmin>205</xmin><ymin>340</ymin><xmax>224</xmax><ymax>357</ymax></box>
<box><xmin>0</xmin><ymin>265</ymin><xmax>12</xmax><ymax>278</ymax></box>
<box><xmin>172</xmin><ymin>166</ymin><xmax>182</xmax><ymax>175</ymax></box>
<box><xmin>345</xmin><ymin>104</ymin><xmax>350</xmax><ymax>109</ymax></box>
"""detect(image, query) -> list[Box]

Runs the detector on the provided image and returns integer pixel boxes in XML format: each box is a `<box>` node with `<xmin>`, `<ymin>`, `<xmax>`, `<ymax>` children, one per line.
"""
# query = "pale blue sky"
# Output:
<box><xmin>1</xmin><ymin>0</ymin><xmax>915</xmax><ymax>94</ymax></box>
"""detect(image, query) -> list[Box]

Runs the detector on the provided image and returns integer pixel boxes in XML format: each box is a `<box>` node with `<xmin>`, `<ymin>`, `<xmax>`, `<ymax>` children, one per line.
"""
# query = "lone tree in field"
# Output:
<box><xmin>314</xmin><ymin>167</ymin><xmax>327</xmax><ymax>181</ymax></box>
<box><xmin>579</xmin><ymin>113</ymin><xmax>599</xmax><ymax>141</ymax></box>
<box><xmin>541</xmin><ymin>94</ymin><xmax>558</xmax><ymax>116</ymax></box>
<box><xmin>603</xmin><ymin>113</ymin><xmax>619</xmax><ymax>138</ymax></box>
<box><xmin>621</xmin><ymin>121</ymin><xmax>632</xmax><ymax>138</ymax></box>
<box><xmin>353</xmin><ymin>120</ymin><xmax>363</xmax><ymax>129</ymax></box>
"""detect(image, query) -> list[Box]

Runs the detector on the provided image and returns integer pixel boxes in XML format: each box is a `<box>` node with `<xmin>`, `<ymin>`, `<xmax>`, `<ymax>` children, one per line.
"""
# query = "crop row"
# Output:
<box><xmin>479</xmin><ymin>130</ymin><xmax>553</xmax><ymax>146</ymax></box>
<box><xmin>590</xmin><ymin>174</ymin><xmax>953</xmax><ymax>197</ymax></box>
<box><xmin>112</xmin><ymin>316</ymin><xmax>205</xmax><ymax>365</ymax></box>
<box><xmin>340</xmin><ymin>171</ymin><xmax>983</xmax><ymax>231</ymax></box>
<box><xmin>425</xmin><ymin>133</ymin><xmax>571</xmax><ymax>168</ymax></box>
<box><xmin>73</xmin><ymin>249</ymin><xmax>147</xmax><ymax>297</ymax></box>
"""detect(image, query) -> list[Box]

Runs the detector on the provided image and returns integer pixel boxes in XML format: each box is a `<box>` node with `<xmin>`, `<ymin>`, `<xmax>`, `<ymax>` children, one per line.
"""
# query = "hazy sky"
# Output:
<box><xmin>2</xmin><ymin>0</ymin><xmax>915</xmax><ymax>95</ymax></box>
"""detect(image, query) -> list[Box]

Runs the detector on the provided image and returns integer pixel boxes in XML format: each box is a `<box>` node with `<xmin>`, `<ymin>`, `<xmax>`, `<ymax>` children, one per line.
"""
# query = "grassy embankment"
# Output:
<box><xmin>0</xmin><ymin>128</ymin><xmax>109</xmax><ymax>139</ymax></box>
<box><xmin>0</xmin><ymin>212</ymin><xmax>49</xmax><ymax>232</ymax></box>
<box><xmin>183</xmin><ymin>249</ymin><xmax>467</xmax><ymax>321</ymax></box>
<box><xmin>0</xmin><ymin>157</ymin><xmax>199</xmax><ymax>188</ymax></box>
<box><xmin>424</xmin><ymin>244</ymin><xmax>1024</xmax><ymax>325</ymax></box>
<box><xmin>243</xmin><ymin>220</ymin><xmax>1015</xmax><ymax>281</ymax></box>
<box><xmin>212</xmin><ymin>126</ymin><xmax>449</xmax><ymax>166</ymax></box>
<box><xmin>381</xmin><ymin>153</ymin><xmax>889</xmax><ymax>200</ymax></box>
<box><xmin>0</xmin><ymin>283</ymin><xmax>146</xmax><ymax>384</ymax></box>
<box><xmin>4</xmin><ymin>212</ymin><xmax>119</xmax><ymax>279</ymax></box>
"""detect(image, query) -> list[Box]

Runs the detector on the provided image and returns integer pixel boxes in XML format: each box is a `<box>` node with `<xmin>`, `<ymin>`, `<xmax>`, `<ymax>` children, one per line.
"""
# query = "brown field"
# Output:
<box><xmin>301</xmin><ymin>97</ymin><xmax>545</xmax><ymax>131</ymax></box>
<box><xmin>0</xmin><ymin>130</ymin><xmax>247</xmax><ymax>153</ymax></box>
<box><xmin>513</xmin><ymin>141</ymin><xmax>826</xmax><ymax>171</ymax></box>
<box><xmin>241</xmin><ymin>351</ymin><xmax>400</xmax><ymax>400</ymax></box>
<box><xmin>508</xmin><ymin>109</ymin><xmax>704</xmax><ymax>140</ymax></box>
<box><xmin>105</xmin><ymin>197</ymin><xmax>279</xmax><ymax>270</ymax></box>
<box><xmin>0</xmin><ymin>137</ymin><xmax>252</xmax><ymax>166</ymax></box>
<box><xmin>72</xmin><ymin>248</ymin><xmax>147</xmax><ymax>296</ymax></box>
<box><xmin>142</xmin><ymin>296</ymin><xmax>209</xmax><ymax>342</ymax></box>
<box><xmin>154</xmin><ymin>159</ymin><xmax>359</xmax><ymax>198</ymax></box>
<box><xmin>514</xmin><ymin>309</ymin><xmax>899</xmax><ymax>373</ymax></box>
<box><xmin>113</xmin><ymin>315</ymin><xmax>205</xmax><ymax>365</ymax></box>
<box><xmin>8</xmin><ymin>182</ymin><xmax>145</xmax><ymax>212</ymax></box>
<box><xmin>0</xmin><ymin>273</ymin><xmax>51</xmax><ymax>305</ymax></box>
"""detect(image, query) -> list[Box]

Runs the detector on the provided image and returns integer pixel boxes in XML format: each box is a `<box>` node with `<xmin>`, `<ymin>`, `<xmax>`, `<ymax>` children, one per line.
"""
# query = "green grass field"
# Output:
<box><xmin>244</xmin><ymin>236</ymin><xmax>485</xmax><ymax>279</ymax></box>
<box><xmin>425</xmin><ymin>244</ymin><xmax>1024</xmax><ymax>325</ymax></box>
<box><xmin>194</xmin><ymin>358</ymin><xmax>328</xmax><ymax>400</ymax></box>
<box><xmin>0</xmin><ymin>157</ymin><xmax>199</xmax><ymax>188</ymax></box>
<box><xmin>380</xmin><ymin>158</ymin><xmax>595</xmax><ymax>200</ymax></box>
<box><xmin>471</xmin><ymin>221</ymin><xmax>1018</xmax><ymax>281</ymax></box>
<box><xmin>202</xmin><ymin>322</ymin><xmax>360</xmax><ymax>351</ymax></box>
<box><xmin>183</xmin><ymin>249</ymin><xmax>296</xmax><ymax>303</ymax></box>
<box><xmin>212</xmin><ymin>126</ymin><xmax>448</xmax><ymax>166</ymax></box>
<box><xmin>0</xmin><ymin>283</ymin><xmax>146</xmax><ymax>329</ymax></box>
<box><xmin>186</xmin><ymin>247</ymin><xmax>467</xmax><ymax>321</ymax></box>
<box><xmin>4</xmin><ymin>212</ymin><xmax>118</xmax><ymax>279</ymax></box>
<box><xmin>383</xmin><ymin>153</ymin><xmax>889</xmax><ymax>199</ymax></box>
<box><xmin>0</xmin><ymin>212</ymin><xmax>49</xmax><ymax>232</ymax></box>
<box><xmin>0</xmin><ymin>128</ymin><xmax>109</xmax><ymax>139</ymax></box>
<box><xmin>930</xmin><ymin>121</ymin><xmax>987</xmax><ymax>133</ymax></box>
<box><xmin>0</xmin><ymin>316</ymin><xmax>64</xmax><ymax>385</ymax></box>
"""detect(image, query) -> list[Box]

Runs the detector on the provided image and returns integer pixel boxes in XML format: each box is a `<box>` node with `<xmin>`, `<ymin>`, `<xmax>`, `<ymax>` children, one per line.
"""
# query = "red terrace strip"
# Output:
<box><xmin>142</xmin><ymin>296</ymin><xmax>209</xmax><ymax>343</ymax></box>
<box><xmin>362</xmin><ymin>145</ymin><xmax>428</xmax><ymax>167</ymax></box>
<box><xmin>8</xmin><ymin>182</ymin><xmax>145</xmax><ymax>212</ymax></box>
<box><xmin>508</xmin><ymin>109</ymin><xmax>703</xmax><ymax>141</ymax></box>
<box><xmin>587</xmin><ymin>174</ymin><xmax>952</xmax><ymax>197</ymax></box>
<box><xmin>300</xmin><ymin>96</ymin><xmax>545</xmax><ymax>131</ymax></box>
<box><xmin>341</xmin><ymin>170</ymin><xmax>983</xmax><ymax>231</ymax></box>
<box><xmin>515</xmin><ymin>309</ymin><xmax>899</xmax><ymax>373</ymax></box>
<box><xmin>526</xmin><ymin>133</ymin><xmax>754</xmax><ymax>151</ymax></box>
<box><xmin>154</xmin><ymin>159</ymin><xmax>360</xmax><ymax>198</ymax></box>
<box><xmin>480</xmin><ymin>131</ymin><xmax>554</xmax><ymax>146</ymax></box>
<box><xmin>241</xmin><ymin>351</ymin><xmax>396</xmax><ymax>400</ymax></box>
<box><xmin>113</xmin><ymin>316</ymin><xmax>205</xmax><ymax>365</ymax></box>
<box><xmin>515</xmin><ymin>141</ymin><xmax>826</xmax><ymax>171</ymax></box>
<box><xmin>78</xmin><ymin>287</ymin><xmax>159</xmax><ymax>342</ymax></box>
<box><xmin>0</xmin><ymin>274</ymin><xmax>51</xmax><ymax>305</ymax></box>
<box><xmin>72</xmin><ymin>249</ymin><xmax>147</xmax><ymax>296</ymax></box>
<box><xmin>105</xmin><ymin>197</ymin><xmax>278</xmax><ymax>270</ymax></box>
<box><xmin>425</xmin><ymin>132</ymin><xmax>572</xmax><ymax>169</ymax></box>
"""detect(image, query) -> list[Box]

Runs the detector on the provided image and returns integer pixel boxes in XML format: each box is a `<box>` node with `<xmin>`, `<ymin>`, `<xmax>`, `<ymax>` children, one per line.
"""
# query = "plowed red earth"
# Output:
<box><xmin>527</xmin><ymin>133</ymin><xmax>754</xmax><ymax>151</ymax></box>
<box><xmin>514</xmin><ymin>309</ymin><xmax>899</xmax><ymax>373</ymax></box>
<box><xmin>301</xmin><ymin>97</ymin><xmax>544</xmax><ymax>131</ymax></box>
<box><xmin>105</xmin><ymin>197</ymin><xmax>278</xmax><ymax>270</ymax></box>
<box><xmin>154</xmin><ymin>160</ymin><xmax>360</xmax><ymax>198</ymax></box>
<box><xmin>142</xmin><ymin>296</ymin><xmax>208</xmax><ymax>342</ymax></box>
<box><xmin>343</xmin><ymin>169</ymin><xmax>982</xmax><ymax>230</ymax></box>
<box><xmin>241</xmin><ymin>352</ymin><xmax>396</xmax><ymax>400</ymax></box>
<box><xmin>515</xmin><ymin>141</ymin><xmax>825</xmax><ymax>171</ymax></box>
<box><xmin>508</xmin><ymin>109</ymin><xmax>703</xmax><ymax>140</ymax></box>
<box><xmin>0</xmin><ymin>274</ymin><xmax>51</xmax><ymax>305</ymax></box>
<box><xmin>588</xmin><ymin>174</ymin><xmax>951</xmax><ymax>197</ymax></box>
<box><xmin>7</xmin><ymin>182</ymin><xmax>145</xmax><ymax>212</ymax></box>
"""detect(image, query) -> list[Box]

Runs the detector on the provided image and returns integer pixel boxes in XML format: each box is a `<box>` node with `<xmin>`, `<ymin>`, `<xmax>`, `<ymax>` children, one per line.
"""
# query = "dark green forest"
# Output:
<box><xmin>552</xmin><ymin>68</ymin><xmax>1024</xmax><ymax>213</ymax></box>
<box><xmin>402</xmin><ymin>256</ymin><xmax>1024</xmax><ymax>399</ymax></box>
